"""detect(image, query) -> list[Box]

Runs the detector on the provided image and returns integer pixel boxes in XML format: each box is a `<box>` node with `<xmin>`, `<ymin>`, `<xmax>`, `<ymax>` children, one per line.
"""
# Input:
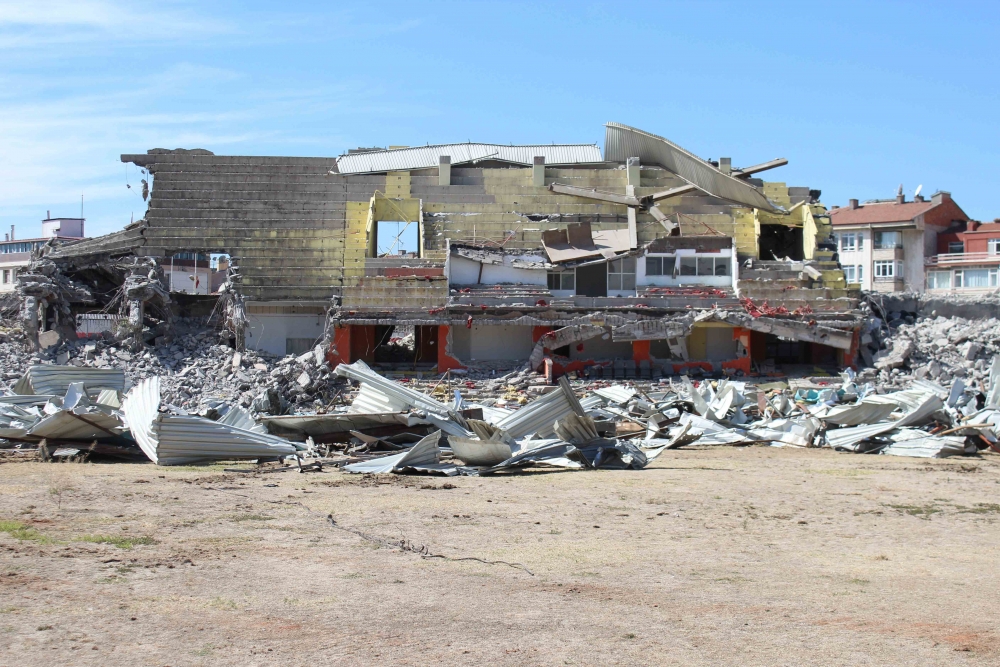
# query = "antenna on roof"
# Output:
<box><xmin>914</xmin><ymin>184</ymin><xmax>923</xmax><ymax>197</ymax></box>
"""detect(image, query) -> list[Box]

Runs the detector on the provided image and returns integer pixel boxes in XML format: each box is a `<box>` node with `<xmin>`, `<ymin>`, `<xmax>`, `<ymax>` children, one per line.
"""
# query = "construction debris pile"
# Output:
<box><xmin>0</xmin><ymin>319</ymin><xmax>340</xmax><ymax>416</ymax></box>
<box><xmin>863</xmin><ymin>315</ymin><xmax>1000</xmax><ymax>389</ymax></box>
<box><xmin>4</xmin><ymin>308</ymin><xmax>1000</xmax><ymax>470</ymax></box>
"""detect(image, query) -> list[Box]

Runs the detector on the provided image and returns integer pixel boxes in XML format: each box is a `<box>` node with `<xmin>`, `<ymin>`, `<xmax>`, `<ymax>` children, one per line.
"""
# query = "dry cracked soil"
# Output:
<box><xmin>1</xmin><ymin>447</ymin><xmax>999</xmax><ymax>666</ymax></box>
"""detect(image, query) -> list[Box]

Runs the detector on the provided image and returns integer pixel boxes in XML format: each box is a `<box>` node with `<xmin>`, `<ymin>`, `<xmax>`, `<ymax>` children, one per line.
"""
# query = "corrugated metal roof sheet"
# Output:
<box><xmin>604</xmin><ymin>122</ymin><xmax>778</xmax><ymax>212</ymax></box>
<box><xmin>593</xmin><ymin>385</ymin><xmax>637</xmax><ymax>406</ymax></box>
<box><xmin>13</xmin><ymin>366</ymin><xmax>125</xmax><ymax>397</ymax></box>
<box><xmin>336</xmin><ymin>143</ymin><xmax>603</xmax><ymax>174</ymax></box>
<box><xmin>495</xmin><ymin>376</ymin><xmax>586</xmax><ymax>439</ymax></box>
<box><xmin>27</xmin><ymin>409</ymin><xmax>125</xmax><ymax>440</ymax></box>
<box><xmin>122</xmin><ymin>377</ymin><xmax>298</xmax><ymax>465</ymax></box>
<box><xmin>343</xmin><ymin>431</ymin><xmax>447</xmax><ymax>474</ymax></box>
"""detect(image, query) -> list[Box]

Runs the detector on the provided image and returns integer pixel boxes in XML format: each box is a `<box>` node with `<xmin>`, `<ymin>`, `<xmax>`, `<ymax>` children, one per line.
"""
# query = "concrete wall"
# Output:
<box><xmin>448</xmin><ymin>255</ymin><xmax>546</xmax><ymax>286</ymax></box>
<box><xmin>450</xmin><ymin>324</ymin><xmax>534</xmax><ymax>361</ymax></box>
<box><xmin>246</xmin><ymin>306</ymin><xmax>327</xmax><ymax>357</ymax></box>
<box><xmin>902</xmin><ymin>229</ymin><xmax>925</xmax><ymax>293</ymax></box>
<box><xmin>569</xmin><ymin>334</ymin><xmax>633</xmax><ymax>361</ymax></box>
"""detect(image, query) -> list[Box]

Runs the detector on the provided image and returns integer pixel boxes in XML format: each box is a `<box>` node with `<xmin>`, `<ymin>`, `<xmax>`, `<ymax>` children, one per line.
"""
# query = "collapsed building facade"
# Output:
<box><xmin>33</xmin><ymin>123</ymin><xmax>861</xmax><ymax>376</ymax></box>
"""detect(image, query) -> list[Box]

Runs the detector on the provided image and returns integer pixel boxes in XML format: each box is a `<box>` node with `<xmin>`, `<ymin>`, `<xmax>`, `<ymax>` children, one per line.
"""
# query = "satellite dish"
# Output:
<box><xmin>914</xmin><ymin>184</ymin><xmax>923</xmax><ymax>197</ymax></box>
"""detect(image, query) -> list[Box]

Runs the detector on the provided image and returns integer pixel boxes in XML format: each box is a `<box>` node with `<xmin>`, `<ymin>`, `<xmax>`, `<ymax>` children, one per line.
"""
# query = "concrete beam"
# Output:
<box><xmin>649</xmin><ymin>157</ymin><xmax>789</xmax><ymax>203</ymax></box>
<box><xmin>548</xmin><ymin>183</ymin><xmax>642</xmax><ymax>207</ymax></box>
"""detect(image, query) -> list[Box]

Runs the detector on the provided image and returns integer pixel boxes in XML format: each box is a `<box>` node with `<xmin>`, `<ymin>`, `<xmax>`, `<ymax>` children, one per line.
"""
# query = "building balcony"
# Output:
<box><xmin>872</xmin><ymin>247</ymin><xmax>905</xmax><ymax>261</ymax></box>
<box><xmin>925</xmin><ymin>252</ymin><xmax>1000</xmax><ymax>267</ymax></box>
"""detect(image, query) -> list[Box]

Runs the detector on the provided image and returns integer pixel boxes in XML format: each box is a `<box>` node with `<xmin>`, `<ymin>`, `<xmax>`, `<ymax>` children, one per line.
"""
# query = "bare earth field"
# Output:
<box><xmin>1</xmin><ymin>447</ymin><xmax>999</xmax><ymax>666</ymax></box>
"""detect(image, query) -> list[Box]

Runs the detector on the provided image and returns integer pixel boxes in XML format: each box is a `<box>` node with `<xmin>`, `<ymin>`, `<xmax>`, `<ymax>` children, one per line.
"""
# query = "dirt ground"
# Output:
<box><xmin>1</xmin><ymin>447</ymin><xmax>999</xmax><ymax>666</ymax></box>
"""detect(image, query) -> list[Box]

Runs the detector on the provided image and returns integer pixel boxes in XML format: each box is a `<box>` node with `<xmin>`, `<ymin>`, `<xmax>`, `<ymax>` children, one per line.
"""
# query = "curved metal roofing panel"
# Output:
<box><xmin>336</xmin><ymin>143</ymin><xmax>603</xmax><ymax>174</ymax></box>
<box><xmin>604</xmin><ymin>122</ymin><xmax>778</xmax><ymax>212</ymax></box>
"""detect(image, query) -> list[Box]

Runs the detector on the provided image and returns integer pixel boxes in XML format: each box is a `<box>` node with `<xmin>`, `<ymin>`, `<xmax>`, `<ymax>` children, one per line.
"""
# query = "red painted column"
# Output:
<box><xmin>632</xmin><ymin>340</ymin><xmax>651</xmax><ymax>363</ymax></box>
<box><xmin>327</xmin><ymin>326</ymin><xmax>352</xmax><ymax>366</ymax></box>
<box><xmin>437</xmin><ymin>325</ymin><xmax>464</xmax><ymax>371</ymax></box>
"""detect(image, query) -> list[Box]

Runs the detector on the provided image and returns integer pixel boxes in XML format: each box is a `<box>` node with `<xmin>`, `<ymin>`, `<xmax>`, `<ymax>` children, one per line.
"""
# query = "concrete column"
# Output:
<box><xmin>626</xmin><ymin>157</ymin><xmax>640</xmax><ymax>196</ymax></box>
<box><xmin>438</xmin><ymin>155</ymin><xmax>451</xmax><ymax>186</ymax></box>
<box><xmin>532</xmin><ymin>156</ymin><xmax>545</xmax><ymax>187</ymax></box>
<box><xmin>719</xmin><ymin>157</ymin><xmax>731</xmax><ymax>175</ymax></box>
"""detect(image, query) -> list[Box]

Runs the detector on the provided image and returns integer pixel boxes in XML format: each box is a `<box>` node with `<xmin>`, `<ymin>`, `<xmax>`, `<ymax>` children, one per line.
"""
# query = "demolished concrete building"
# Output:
<box><xmin>37</xmin><ymin>123</ymin><xmax>860</xmax><ymax>376</ymax></box>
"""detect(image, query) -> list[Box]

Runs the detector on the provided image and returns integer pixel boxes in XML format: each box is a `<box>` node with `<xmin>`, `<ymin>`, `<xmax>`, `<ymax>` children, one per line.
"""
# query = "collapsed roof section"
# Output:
<box><xmin>604</xmin><ymin>122</ymin><xmax>780</xmax><ymax>213</ymax></box>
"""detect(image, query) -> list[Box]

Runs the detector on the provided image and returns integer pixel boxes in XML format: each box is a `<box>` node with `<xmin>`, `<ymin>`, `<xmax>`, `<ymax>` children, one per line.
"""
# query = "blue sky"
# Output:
<box><xmin>1</xmin><ymin>1</ymin><xmax>998</xmax><ymax>239</ymax></box>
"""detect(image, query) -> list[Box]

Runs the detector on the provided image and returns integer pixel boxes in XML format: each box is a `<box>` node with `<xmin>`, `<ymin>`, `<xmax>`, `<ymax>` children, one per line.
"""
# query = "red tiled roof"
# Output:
<box><xmin>829</xmin><ymin>201</ymin><xmax>936</xmax><ymax>226</ymax></box>
<box><xmin>964</xmin><ymin>222</ymin><xmax>1000</xmax><ymax>235</ymax></box>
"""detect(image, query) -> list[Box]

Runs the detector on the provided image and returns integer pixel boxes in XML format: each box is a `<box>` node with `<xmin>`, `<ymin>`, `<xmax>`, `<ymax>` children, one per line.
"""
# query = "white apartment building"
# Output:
<box><xmin>0</xmin><ymin>214</ymin><xmax>86</xmax><ymax>293</ymax></box>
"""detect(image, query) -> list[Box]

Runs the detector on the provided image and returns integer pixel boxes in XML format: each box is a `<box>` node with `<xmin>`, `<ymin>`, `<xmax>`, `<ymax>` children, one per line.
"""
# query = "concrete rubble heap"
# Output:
<box><xmin>5</xmin><ymin>317</ymin><xmax>998</xmax><ymax>468</ymax></box>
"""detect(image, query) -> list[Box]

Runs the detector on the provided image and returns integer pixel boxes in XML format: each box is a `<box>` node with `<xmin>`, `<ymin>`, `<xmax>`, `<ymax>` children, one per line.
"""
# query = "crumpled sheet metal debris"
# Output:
<box><xmin>344</xmin><ymin>431</ymin><xmax>459</xmax><ymax>475</ymax></box>
<box><xmin>122</xmin><ymin>377</ymin><xmax>298</xmax><ymax>466</ymax></box>
<box><xmin>495</xmin><ymin>376</ymin><xmax>586</xmax><ymax>439</ymax></box>
<box><xmin>12</xmin><ymin>365</ymin><xmax>125</xmax><ymax>397</ymax></box>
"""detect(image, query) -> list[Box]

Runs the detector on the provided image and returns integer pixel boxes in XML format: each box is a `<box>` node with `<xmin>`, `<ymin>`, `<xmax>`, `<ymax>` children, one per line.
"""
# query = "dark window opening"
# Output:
<box><xmin>758</xmin><ymin>225</ymin><xmax>804</xmax><ymax>261</ymax></box>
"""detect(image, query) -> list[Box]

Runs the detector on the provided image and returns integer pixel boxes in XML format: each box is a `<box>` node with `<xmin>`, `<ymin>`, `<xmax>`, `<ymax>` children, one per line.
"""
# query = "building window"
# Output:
<box><xmin>1</xmin><ymin>270</ymin><xmax>9</xmax><ymax>284</ymax></box>
<box><xmin>955</xmin><ymin>269</ymin><xmax>998</xmax><ymax>289</ymax></box>
<box><xmin>546</xmin><ymin>271</ymin><xmax>575</xmax><ymax>291</ymax></box>
<box><xmin>679</xmin><ymin>256</ymin><xmax>697</xmax><ymax>276</ymax></box>
<box><xmin>948</xmin><ymin>241</ymin><xmax>965</xmax><ymax>254</ymax></box>
<box><xmin>843</xmin><ymin>265</ymin><xmax>856</xmax><ymax>283</ymax></box>
<box><xmin>857</xmin><ymin>264</ymin><xmax>863</xmax><ymax>283</ymax></box>
<box><xmin>989</xmin><ymin>239</ymin><xmax>1000</xmax><ymax>255</ymax></box>
<box><xmin>607</xmin><ymin>257</ymin><xmax>636</xmax><ymax>291</ymax></box>
<box><xmin>928</xmin><ymin>271</ymin><xmax>951</xmax><ymax>289</ymax></box>
<box><xmin>696</xmin><ymin>256</ymin><xmax>730</xmax><ymax>276</ymax></box>
<box><xmin>874</xmin><ymin>260</ymin><xmax>901</xmax><ymax>279</ymax></box>
<box><xmin>874</xmin><ymin>231</ymin><xmax>902</xmax><ymax>249</ymax></box>
<box><xmin>645</xmin><ymin>256</ymin><xmax>676</xmax><ymax>277</ymax></box>
<box><xmin>839</xmin><ymin>233</ymin><xmax>861</xmax><ymax>252</ymax></box>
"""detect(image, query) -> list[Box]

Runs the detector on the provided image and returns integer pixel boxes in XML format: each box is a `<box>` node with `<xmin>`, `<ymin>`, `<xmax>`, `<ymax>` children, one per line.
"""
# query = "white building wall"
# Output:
<box><xmin>247</xmin><ymin>311</ymin><xmax>327</xmax><ymax>357</ymax></box>
<box><xmin>0</xmin><ymin>258</ymin><xmax>28</xmax><ymax>293</ymax></box>
<box><xmin>450</xmin><ymin>324</ymin><xmax>534</xmax><ymax>361</ymax></box>
<box><xmin>448</xmin><ymin>255</ymin><xmax>546</xmax><ymax>286</ymax></box>
<box><xmin>835</xmin><ymin>231</ymin><xmax>871</xmax><ymax>290</ymax></box>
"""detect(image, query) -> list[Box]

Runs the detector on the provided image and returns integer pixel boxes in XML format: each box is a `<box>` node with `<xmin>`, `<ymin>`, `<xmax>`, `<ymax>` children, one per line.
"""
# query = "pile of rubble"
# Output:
<box><xmin>865</xmin><ymin>314</ymin><xmax>1000</xmax><ymax>390</ymax></box>
<box><xmin>0</xmin><ymin>318</ymin><xmax>340</xmax><ymax>415</ymax></box>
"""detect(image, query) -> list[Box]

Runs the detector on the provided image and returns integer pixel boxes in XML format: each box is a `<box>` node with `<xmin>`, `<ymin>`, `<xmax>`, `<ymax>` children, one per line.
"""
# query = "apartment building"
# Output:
<box><xmin>926</xmin><ymin>220</ymin><xmax>1000</xmax><ymax>294</ymax></box>
<box><xmin>0</xmin><ymin>214</ymin><xmax>86</xmax><ymax>293</ymax></box>
<box><xmin>829</xmin><ymin>191</ymin><xmax>968</xmax><ymax>293</ymax></box>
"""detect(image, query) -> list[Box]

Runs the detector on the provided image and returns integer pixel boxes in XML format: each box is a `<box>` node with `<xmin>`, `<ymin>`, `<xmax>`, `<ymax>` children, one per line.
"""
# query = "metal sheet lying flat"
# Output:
<box><xmin>13</xmin><ymin>366</ymin><xmax>125</xmax><ymax>397</ymax></box>
<box><xmin>811</xmin><ymin>401</ymin><xmax>897</xmax><ymax>426</ymax></box>
<box><xmin>263</xmin><ymin>412</ymin><xmax>419</xmax><ymax>441</ymax></box>
<box><xmin>825</xmin><ymin>391</ymin><xmax>944</xmax><ymax>451</ymax></box>
<box><xmin>881</xmin><ymin>429</ymin><xmax>970</xmax><ymax>458</ymax></box>
<box><xmin>122</xmin><ymin>377</ymin><xmax>297</xmax><ymax>465</ymax></box>
<box><xmin>604</xmin><ymin>122</ymin><xmax>778</xmax><ymax>212</ymax></box>
<box><xmin>27</xmin><ymin>410</ymin><xmax>124</xmax><ymax>440</ymax></box>
<box><xmin>0</xmin><ymin>394</ymin><xmax>57</xmax><ymax>407</ymax></box>
<box><xmin>336</xmin><ymin>143</ymin><xmax>602</xmax><ymax>174</ymax></box>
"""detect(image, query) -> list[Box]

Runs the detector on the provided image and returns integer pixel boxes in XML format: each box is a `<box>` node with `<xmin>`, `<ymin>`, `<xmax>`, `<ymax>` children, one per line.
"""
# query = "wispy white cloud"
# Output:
<box><xmin>0</xmin><ymin>0</ymin><xmax>236</xmax><ymax>49</ymax></box>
